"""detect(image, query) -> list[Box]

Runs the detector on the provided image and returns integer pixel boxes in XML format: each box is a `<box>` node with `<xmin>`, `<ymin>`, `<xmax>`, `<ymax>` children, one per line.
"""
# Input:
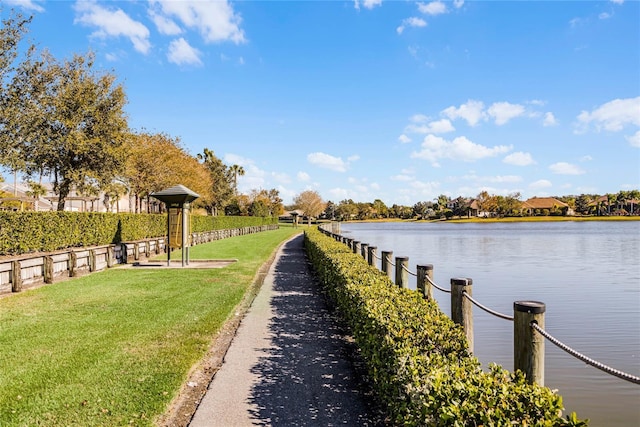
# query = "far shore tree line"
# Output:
<box><xmin>319</xmin><ymin>190</ymin><xmax>640</xmax><ymax>221</ymax></box>
<box><xmin>0</xmin><ymin>9</ymin><xmax>285</xmax><ymax>218</ymax></box>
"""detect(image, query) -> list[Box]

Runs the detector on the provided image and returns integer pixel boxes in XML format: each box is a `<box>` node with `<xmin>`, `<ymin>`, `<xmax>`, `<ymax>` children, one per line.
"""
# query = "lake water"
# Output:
<box><xmin>338</xmin><ymin>221</ymin><xmax>640</xmax><ymax>427</ymax></box>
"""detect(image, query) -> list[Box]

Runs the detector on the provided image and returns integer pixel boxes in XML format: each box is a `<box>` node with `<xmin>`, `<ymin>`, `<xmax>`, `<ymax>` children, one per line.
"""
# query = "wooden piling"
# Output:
<box><xmin>514</xmin><ymin>301</ymin><xmax>546</xmax><ymax>385</ymax></box>
<box><xmin>367</xmin><ymin>246</ymin><xmax>377</xmax><ymax>267</ymax></box>
<box><xmin>417</xmin><ymin>264</ymin><xmax>434</xmax><ymax>300</ymax></box>
<box><xmin>395</xmin><ymin>257</ymin><xmax>409</xmax><ymax>288</ymax></box>
<box><xmin>381</xmin><ymin>251</ymin><xmax>393</xmax><ymax>281</ymax></box>
<box><xmin>451</xmin><ymin>277</ymin><xmax>474</xmax><ymax>353</ymax></box>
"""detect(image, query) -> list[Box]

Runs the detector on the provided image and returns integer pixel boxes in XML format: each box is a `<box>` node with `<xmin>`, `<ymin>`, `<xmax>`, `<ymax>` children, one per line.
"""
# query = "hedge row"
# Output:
<box><xmin>0</xmin><ymin>212</ymin><xmax>277</xmax><ymax>256</ymax></box>
<box><xmin>303</xmin><ymin>228</ymin><xmax>585</xmax><ymax>426</ymax></box>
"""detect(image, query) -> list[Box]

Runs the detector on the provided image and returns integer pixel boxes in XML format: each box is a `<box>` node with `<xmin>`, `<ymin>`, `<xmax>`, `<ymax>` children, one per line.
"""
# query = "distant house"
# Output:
<box><xmin>522</xmin><ymin>197</ymin><xmax>573</xmax><ymax>216</ymax></box>
<box><xmin>279</xmin><ymin>209</ymin><xmax>306</xmax><ymax>224</ymax></box>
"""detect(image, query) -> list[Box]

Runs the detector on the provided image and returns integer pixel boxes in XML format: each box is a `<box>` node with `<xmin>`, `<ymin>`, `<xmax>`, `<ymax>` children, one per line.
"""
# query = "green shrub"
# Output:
<box><xmin>304</xmin><ymin>228</ymin><xmax>586</xmax><ymax>426</ymax></box>
<box><xmin>0</xmin><ymin>212</ymin><xmax>277</xmax><ymax>256</ymax></box>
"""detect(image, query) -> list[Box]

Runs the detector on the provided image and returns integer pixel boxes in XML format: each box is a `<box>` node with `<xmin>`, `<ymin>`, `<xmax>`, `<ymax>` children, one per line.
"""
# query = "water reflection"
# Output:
<box><xmin>340</xmin><ymin>221</ymin><xmax>640</xmax><ymax>427</ymax></box>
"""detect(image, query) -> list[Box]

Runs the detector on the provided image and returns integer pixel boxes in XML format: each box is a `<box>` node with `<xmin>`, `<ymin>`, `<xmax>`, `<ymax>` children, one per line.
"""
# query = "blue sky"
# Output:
<box><xmin>4</xmin><ymin>0</ymin><xmax>639</xmax><ymax>205</ymax></box>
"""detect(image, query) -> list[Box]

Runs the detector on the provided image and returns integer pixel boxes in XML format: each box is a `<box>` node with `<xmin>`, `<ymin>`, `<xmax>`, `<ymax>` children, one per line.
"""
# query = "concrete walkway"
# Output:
<box><xmin>189</xmin><ymin>234</ymin><xmax>378</xmax><ymax>426</ymax></box>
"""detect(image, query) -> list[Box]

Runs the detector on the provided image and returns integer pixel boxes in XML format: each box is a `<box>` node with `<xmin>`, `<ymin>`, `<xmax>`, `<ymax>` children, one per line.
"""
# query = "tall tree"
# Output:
<box><xmin>0</xmin><ymin>10</ymin><xmax>34</xmax><ymax>177</ymax></box>
<box><xmin>4</xmin><ymin>50</ymin><xmax>129</xmax><ymax>210</ymax></box>
<box><xmin>229</xmin><ymin>164</ymin><xmax>245</xmax><ymax>195</ymax></box>
<box><xmin>197</xmin><ymin>148</ymin><xmax>233</xmax><ymax>215</ymax></box>
<box><xmin>293</xmin><ymin>190</ymin><xmax>326</xmax><ymax>225</ymax></box>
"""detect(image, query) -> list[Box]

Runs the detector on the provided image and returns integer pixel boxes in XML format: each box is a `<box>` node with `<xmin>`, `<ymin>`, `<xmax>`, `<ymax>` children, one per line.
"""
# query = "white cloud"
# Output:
<box><xmin>411</xmin><ymin>134</ymin><xmax>512</xmax><ymax>167</ymax></box>
<box><xmin>418</xmin><ymin>1</ymin><xmax>447</xmax><ymax>15</ymax></box>
<box><xmin>398</xmin><ymin>134</ymin><xmax>412</xmax><ymax>144</ymax></box>
<box><xmin>328</xmin><ymin>187</ymin><xmax>350</xmax><ymax>200</ymax></box>
<box><xmin>354</xmin><ymin>0</ymin><xmax>382</xmax><ymax>10</ymax></box>
<box><xmin>391</xmin><ymin>174</ymin><xmax>413</xmax><ymax>181</ymax></box>
<box><xmin>442</xmin><ymin>100</ymin><xmax>486</xmax><ymax>126</ymax></box>
<box><xmin>610</xmin><ymin>0</ymin><xmax>624</xmax><ymax>4</ymax></box>
<box><xmin>4</xmin><ymin>0</ymin><xmax>44</xmax><ymax>12</ymax></box>
<box><xmin>453</xmin><ymin>0</ymin><xmax>465</xmax><ymax>8</ymax></box>
<box><xmin>297</xmin><ymin>172</ymin><xmax>311</xmax><ymax>181</ymax></box>
<box><xmin>487</xmin><ymin>102</ymin><xmax>526</xmax><ymax>125</ymax></box>
<box><xmin>271</xmin><ymin>172</ymin><xmax>291</xmax><ymax>184</ymax></box>
<box><xmin>307</xmin><ymin>152</ymin><xmax>349</xmax><ymax>172</ymax></box>
<box><xmin>580</xmin><ymin>155</ymin><xmax>593</xmax><ymax>161</ymax></box>
<box><xmin>150</xmin><ymin>0</ymin><xmax>245</xmax><ymax>44</ymax></box>
<box><xmin>599</xmin><ymin>12</ymin><xmax>612</xmax><ymax>20</ymax></box>
<box><xmin>503</xmin><ymin>152</ymin><xmax>536</xmax><ymax>166</ymax></box>
<box><xmin>626</xmin><ymin>130</ymin><xmax>640</xmax><ymax>147</ymax></box>
<box><xmin>543</xmin><ymin>112</ymin><xmax>558</xmax><ymax>127</ymax></box>
<box><xmin>74</xmin><ymin>1</ymin><xmax>151</xmax><ymax>54</ymax></box>
<box><xmin>529</xmin><ymin>179</ymin><xmax>553</xmax><ymax>190</ymax></box>
<box><xmin>149</xmin><ymin>9</ymin><xmax>182</xmax><ymax>35</ymax></box>
<box><xmin>410</xmin><ymin>114</ymin><xmax>430</xmax><ymax>123</ymax></box>
<box><xmin>487</xmin><ymin>175</ymin><xmax>522</xmax><ymax>183</ymax></box>
<box><xmin>405</xmin><ymin>118</ymin><xmax>455</xmax><ymax>134</ymax></box>
<box><xmin>549</xmin><ymin>162</ymin><xmax>585</xmax><ymax>175</ymax></box>
<box><xmin>167</xmin><ymin>38</ymin><xmax>202</xmax><ymax>66</ymax></box>
<box><xmin>576</xmin><ymin>96</ymin><xmax>640</xmax><ymax>132</ymax></box>
<box><xmin>397</xmin><ymin>17</ymin><xmax>427</xmax><ymax>34</ymax></box>
<box><xmin>347</xmin><ymin>155</ymin><xmax>360</xmax><ymax>162</ymax></box>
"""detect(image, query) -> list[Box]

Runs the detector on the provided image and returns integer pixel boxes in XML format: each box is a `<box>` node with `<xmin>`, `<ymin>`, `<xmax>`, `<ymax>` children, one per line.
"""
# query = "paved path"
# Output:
<box><xmin>189</xmin><ymin>234</ymin><xmax>377</xmax><ymax>427</ymax></box>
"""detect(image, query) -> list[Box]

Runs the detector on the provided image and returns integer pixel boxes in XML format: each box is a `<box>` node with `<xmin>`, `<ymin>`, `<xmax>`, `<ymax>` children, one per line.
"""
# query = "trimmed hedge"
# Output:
<box><xmin>0</xmin><ymin>212</ymin><xmax>277</xmax><ymax>256</ymax></box>
<box><xmin>304</xmin><ymin>228</ymin><xmax>586</xmax><ymax>426</ymax></box>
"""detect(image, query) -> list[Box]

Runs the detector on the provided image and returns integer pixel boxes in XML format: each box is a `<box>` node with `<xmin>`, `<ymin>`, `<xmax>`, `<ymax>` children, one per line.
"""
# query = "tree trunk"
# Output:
<box><xmin>57</xmin><ymin>179</ymin><xmax>71</xmax><ymax>211</ymax></box>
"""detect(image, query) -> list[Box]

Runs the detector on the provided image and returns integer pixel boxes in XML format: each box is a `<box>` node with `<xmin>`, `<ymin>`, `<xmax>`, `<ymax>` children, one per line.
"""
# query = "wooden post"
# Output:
<box><xmin>44</xmin><ymin>256</ymin><xmax>54</xmax><ymax>284</ymax></box>
<box><xmin>451</xmin><ymin>278</ymin><xmax>474</xmax><ymax>353</ymax></box>
<box><xmin>353</xmin><ymin>241</ymin><xmax>360</xmax><ymax>254</ymax></box>
<box><xmin>69</xmin><ymin>251</ymin><xmax>77</xmax><ymax>277</ymax></box>
<box><xmin>360</xmin><ymin>243</ymin><xmax>368</xmax><ymax>259</ymax></box>
<box><xmin>514</xmin><ymin>301</ymin><xmax>546</xmax><ymax>385</ymax></box>
<box><xmin>367</xmin><ymin>246</ymin><xmax>377</xmax><ymax>267</ymax></box>
<box><xmin>120</xmin><ymin>243</ymin><xmax>128</xmax><ymax>264</ymax></box>
<box><xmin>106</xmin><ymin>246</ymin><xmax>114</xmax><ymax>268</ymax></box>
<box><xmin>381</xmin><ymin>251</ymin><xmax>393</xmax><ymax>280</ymax></box>
<box><xmin>417</xmin><ymin>264</ymin><xmax>434</xmax><ymax>300</ymax></box>
<box><xmin>395</xmin><ymin>257</ymin><xmax>409</xmax><ymax>288</ymax></box>
<box><xmin>89</xmin><ymin>249</ymin><xmax>96</xmax><ymax>272</ymax></box>
<box><xmin>133</xmin><ymin>241</ymin><xmax>140</xmax><ymax>260</ymax></box>
<box><xmin>11</xmin><ymin>260</ymin><xmax>22</xmax><ymax>292</ymax></box>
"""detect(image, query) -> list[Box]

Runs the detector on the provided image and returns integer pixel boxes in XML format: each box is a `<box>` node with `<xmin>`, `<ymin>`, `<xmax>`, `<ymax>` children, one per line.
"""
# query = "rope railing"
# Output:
<box><xmin>386</xmin><ymin>255</ymin><xmax>396</xmax><ymax>267</ymax></box>
<box><xmin>424</xmin><ymin>271</ymin><xmax>451</xmax><ymax>294</ymax></box>
<box><xmin>463</xmin><ymin>291</ymin><xmax>514</xmax><ymax>321</ymax></box>
<box><xmin>402</xmin><ymin>264</ymin><xmax>417</xmax><ymax>277</ymax></box>
<box><xmin>531</xmin><ymin>322</ymin><xmax>640</xmax><ymax>385</ymax></box>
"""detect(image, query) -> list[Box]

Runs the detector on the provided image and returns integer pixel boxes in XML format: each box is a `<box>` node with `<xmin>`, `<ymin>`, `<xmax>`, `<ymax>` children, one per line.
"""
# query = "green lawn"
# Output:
<box><xmin>0</xmin><ymin>226</ymin><xmax>300</xmax><ymax>426</ymax></box>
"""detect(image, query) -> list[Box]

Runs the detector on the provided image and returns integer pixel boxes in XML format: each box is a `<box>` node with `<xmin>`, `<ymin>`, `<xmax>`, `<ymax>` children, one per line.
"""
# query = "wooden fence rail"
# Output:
<box><xmin>0</xmin><ymin>224</ymin><xmax>278</xmax><ymax>296</ymax></box>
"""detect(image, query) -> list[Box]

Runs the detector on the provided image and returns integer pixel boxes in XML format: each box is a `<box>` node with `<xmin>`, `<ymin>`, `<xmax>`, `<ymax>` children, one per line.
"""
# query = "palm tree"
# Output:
<box><xmin>229</xmin><ymin>164</ymin><xmax>245</xmax><ymax>195</ymax></box>
<box><xmin>25</xmin><ymin>181</ymin><xmax>47</xmax><ymax>211</ymax></box>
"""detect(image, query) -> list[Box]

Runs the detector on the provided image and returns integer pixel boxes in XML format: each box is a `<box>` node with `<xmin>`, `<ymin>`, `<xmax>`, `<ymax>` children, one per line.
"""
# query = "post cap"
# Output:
<box><xmin>451</xmin><ymin>277</ymin><xmax>472</xmax><ymax>286</ymax></box>
<box><xmin>514</xmin><ymin>300</ymin><xmax>546</xmax><ymax>314</ymax></box>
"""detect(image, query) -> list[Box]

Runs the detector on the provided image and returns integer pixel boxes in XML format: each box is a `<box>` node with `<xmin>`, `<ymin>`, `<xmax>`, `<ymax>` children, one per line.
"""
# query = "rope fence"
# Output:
<box><xmin>386</xmin><ymin>255</ymin><xmax>395</xmax><ymax>267</ymax></box>
<box><xmin>318</xmin><ymin>224</ymin><xmax>640</xmax><ymax>387</ymax></box>
<box><xmin>424</xmin><ymin>270</ymin><xmax>451</xmax><ymax>294</ymax></box>
<box><xmin>402</xmin><ymin>264</ymin><xmax>416</xmax><ymax>277</ymax></box>
<box><xmin>531</xmin><ymin>323</ymin><xmax>640</xmax><ymax>385</ymax></box>
<box><xmin>463</xmin><ymin>291</ymin><xmax>514</xmax><ymax>321</ymax></box>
